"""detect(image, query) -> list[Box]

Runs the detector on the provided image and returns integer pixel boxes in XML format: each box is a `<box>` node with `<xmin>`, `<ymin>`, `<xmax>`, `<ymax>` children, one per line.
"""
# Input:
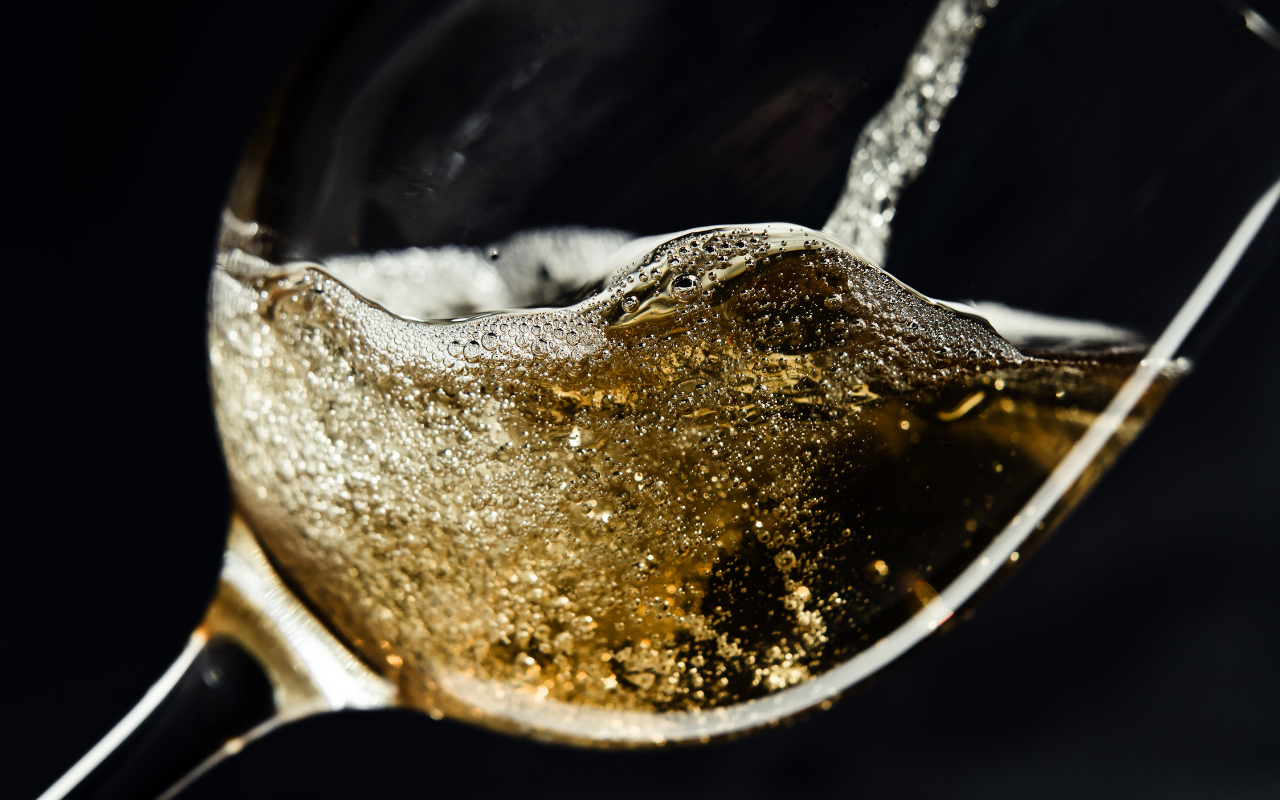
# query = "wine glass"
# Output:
<box><xmin>29</xmin><ymin>0</ymin><xmax>1279</xmax><ymax>798</ymax></box>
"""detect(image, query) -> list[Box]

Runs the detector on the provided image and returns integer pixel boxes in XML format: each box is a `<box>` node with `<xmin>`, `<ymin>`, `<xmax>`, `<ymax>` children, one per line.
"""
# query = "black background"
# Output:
<box><xmin>7</xmin><ymin>1</ymin><xmax>1279</xmax><ymax>798</ymax></box>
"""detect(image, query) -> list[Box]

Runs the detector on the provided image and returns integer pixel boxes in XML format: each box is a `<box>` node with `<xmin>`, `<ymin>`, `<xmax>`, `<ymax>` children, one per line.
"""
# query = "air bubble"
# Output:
<box><xmin>672</xmin><ymin>274</ymin><xmax>702</xmax><ymax>303</ymax></box>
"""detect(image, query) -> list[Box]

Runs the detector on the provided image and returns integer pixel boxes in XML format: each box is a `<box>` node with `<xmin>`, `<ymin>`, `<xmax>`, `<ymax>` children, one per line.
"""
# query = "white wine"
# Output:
<box><xmin>210</xmin><ymin>224</ymin><xmax>1179</xmax><ymax>737</ymax></box>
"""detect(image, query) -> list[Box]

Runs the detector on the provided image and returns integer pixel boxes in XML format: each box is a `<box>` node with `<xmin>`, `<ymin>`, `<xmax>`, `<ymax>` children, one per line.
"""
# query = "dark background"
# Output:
<box><xmin>7</xmin><ymin>1</ymin><xmax>1279</xmax><ymax>798</ymax></box>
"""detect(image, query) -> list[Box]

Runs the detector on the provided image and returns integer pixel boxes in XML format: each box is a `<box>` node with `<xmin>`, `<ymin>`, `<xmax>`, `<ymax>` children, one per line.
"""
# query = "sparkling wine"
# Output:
<box><xmin>210</xmin><ymin>223</ymin><xmax>1179</xmax><ymax>732</ymax></box>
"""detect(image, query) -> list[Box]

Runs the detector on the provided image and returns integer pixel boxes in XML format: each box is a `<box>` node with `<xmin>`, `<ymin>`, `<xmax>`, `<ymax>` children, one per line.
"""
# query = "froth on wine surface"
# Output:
<box><xmin>210</xmin><ymin>224</ymin><xmax>1178</xmax><ymax>740</ymax></box>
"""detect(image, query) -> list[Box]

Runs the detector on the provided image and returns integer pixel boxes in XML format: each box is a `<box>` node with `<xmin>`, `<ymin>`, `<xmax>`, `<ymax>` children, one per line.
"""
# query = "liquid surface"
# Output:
<box><xmin>210</xmin><ymin>224</ymin><xmax>1176</xmax><ymax>740</ymax></box>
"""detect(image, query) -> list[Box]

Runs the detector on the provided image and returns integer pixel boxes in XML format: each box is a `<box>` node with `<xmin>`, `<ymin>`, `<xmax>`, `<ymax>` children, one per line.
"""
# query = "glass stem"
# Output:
<box><xmin>38</xmin><ymin>634</ymin><xmax>276</xmax><ymax>800</ymax></box>
<box><xmin>39</xmin><ymin>517</ymin><xmax>397</xmax><ymax>800</ymax></box>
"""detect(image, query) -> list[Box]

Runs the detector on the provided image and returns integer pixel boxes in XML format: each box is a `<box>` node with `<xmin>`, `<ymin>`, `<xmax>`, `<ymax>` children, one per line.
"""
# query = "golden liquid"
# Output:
<box><xmin>210</xmin><ymin>225</ymin><xmax>1178</xmax><ymax>732</ymax></box>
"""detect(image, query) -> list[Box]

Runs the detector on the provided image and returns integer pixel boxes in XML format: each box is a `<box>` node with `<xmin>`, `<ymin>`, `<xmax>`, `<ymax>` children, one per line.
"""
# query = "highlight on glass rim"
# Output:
<box><xmin>35</xmin><ymin>1</ymin><xmax>1280</xmax><ymax>798</ymax></box>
